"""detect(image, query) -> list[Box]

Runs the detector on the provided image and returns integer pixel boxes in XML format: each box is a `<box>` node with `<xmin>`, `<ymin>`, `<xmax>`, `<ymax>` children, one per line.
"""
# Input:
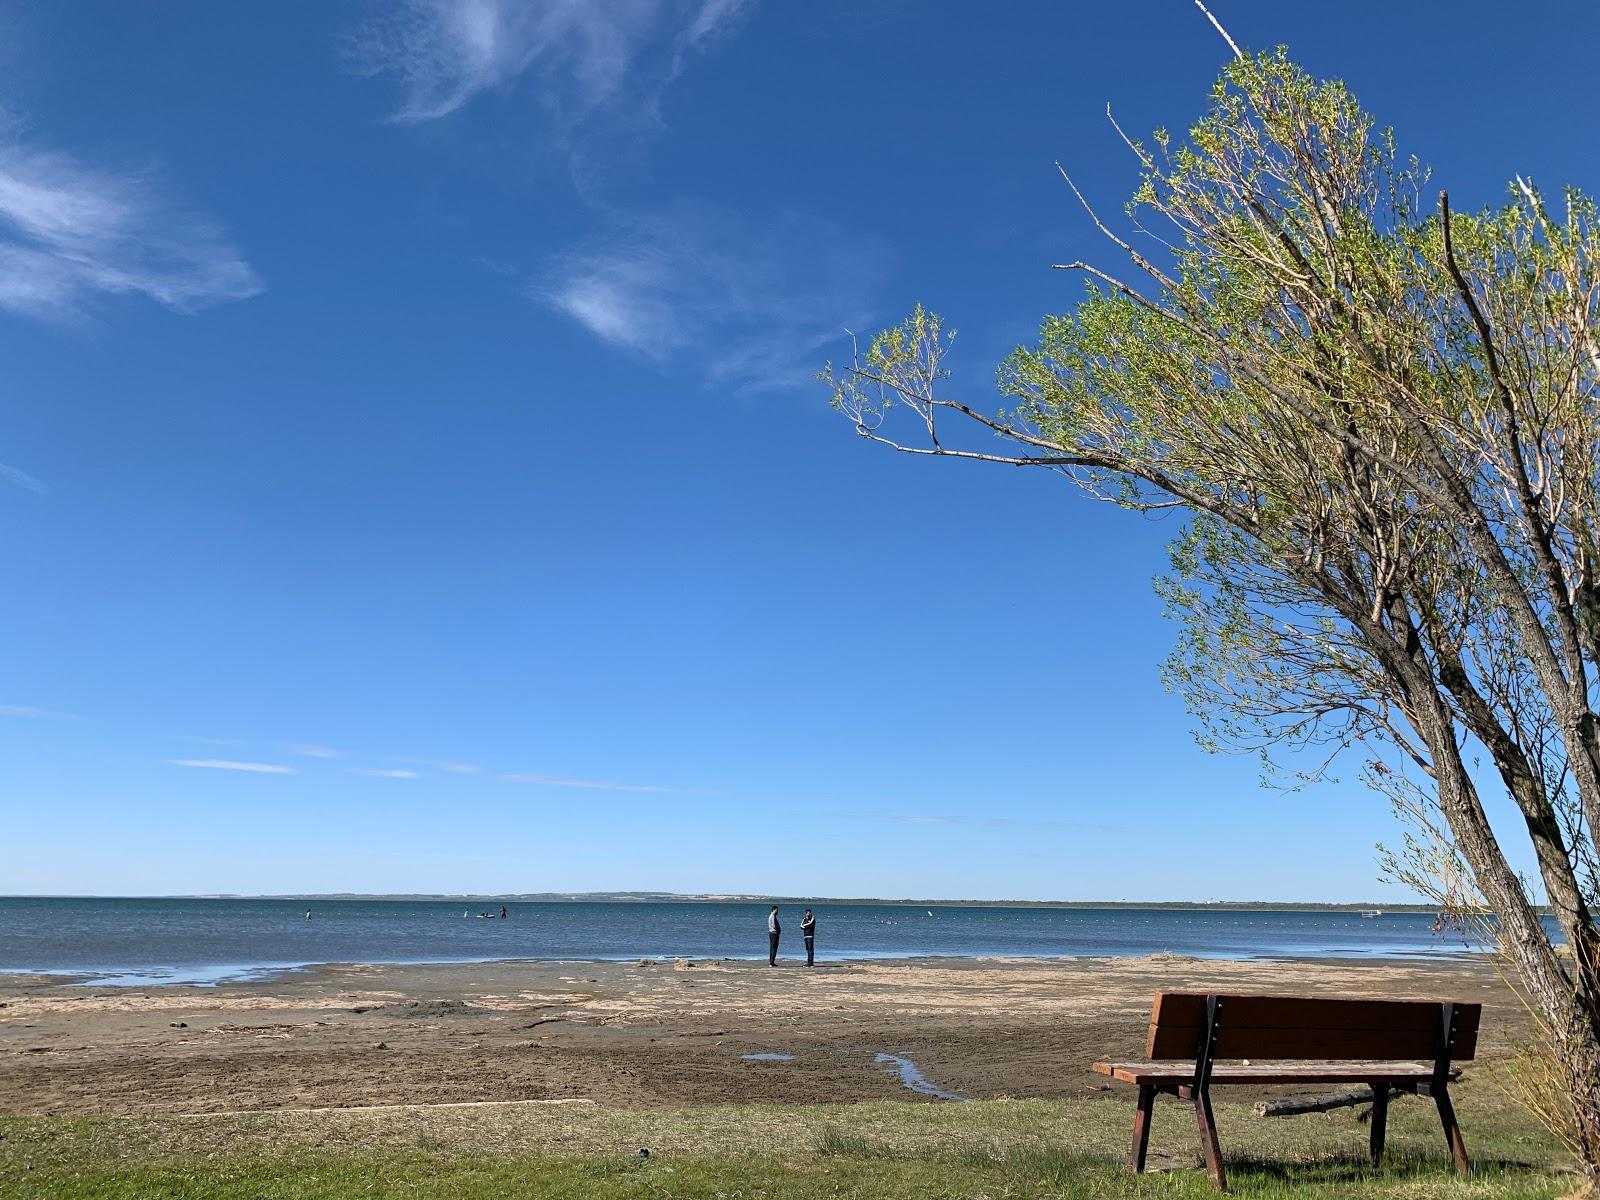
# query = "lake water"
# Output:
<box><xmin>0</xmin><ymin>897</ymin><xmax>1518</xmax><ymax>987</ymax></box>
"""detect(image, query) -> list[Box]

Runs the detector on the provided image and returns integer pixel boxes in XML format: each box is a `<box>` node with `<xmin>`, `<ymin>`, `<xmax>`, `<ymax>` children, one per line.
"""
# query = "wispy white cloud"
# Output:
<box><xmin>286</xmin><ymin>742</ymin><xmax>342</xmax><ymax>759</ymax></box>
<box><xmin>539</xmin><ymin>204</ymin><xmax>888</xmax><ymax>392</ymax></box>
<box><xmin>0</xmin><ymin>703</ymin><xmax>78</xmax><ymax>720</ymax></box>
<box><xmin>394</xmin><ymin>757</ymin><xmax>482</xmax><ymax>774</ymax></box>
<box><xmin>672</xmin><ymin>0</ymin><xmax>744</xmax><ymax>66</ymax></box>
<box><xmin>350</xmin><ymin>767</ymin><xmax>420</xmax><ymax>779</ymax></box>
<box><xmin>498</xmin><ymin>771</ymin><xmax>722</xmax><ymax>795</ymax></box>
<box><xmin>353</xmin><ymin>0</ymin><xmax>748</xmax><ymax>125</ymax></box>
<box><xmin>0</xmin><ymin>463</ymin><xmax>45</xmax><ymax>493</ymax></box>
<box><xmin>0</xmin><ymin>123</ymin><xmax>261</xmax><ymax>320</ymax></box>
<box><xmin>169</xmin><ymin>759</ymin><xmax>298</xmax><ymax>775</ymax></box>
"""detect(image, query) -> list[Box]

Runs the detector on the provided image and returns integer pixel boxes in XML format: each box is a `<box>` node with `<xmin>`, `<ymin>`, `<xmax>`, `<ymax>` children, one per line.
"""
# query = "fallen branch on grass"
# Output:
<box><xmin>1254</xmin><ymin>1086</ymin><xmax>1398</xmax><ymax>1118</ymax></box>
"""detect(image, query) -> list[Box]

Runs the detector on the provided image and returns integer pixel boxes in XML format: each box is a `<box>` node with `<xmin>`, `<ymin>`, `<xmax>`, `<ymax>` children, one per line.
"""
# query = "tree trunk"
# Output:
<box><xmin>1554</xmin><ymin>991</ymin><xmax>1600</xmax><ymax>1179</ymax></box>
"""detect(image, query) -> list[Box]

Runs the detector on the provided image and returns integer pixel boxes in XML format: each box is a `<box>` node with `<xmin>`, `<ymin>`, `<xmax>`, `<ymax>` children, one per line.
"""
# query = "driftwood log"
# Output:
<box><xmin>1253</xmin><ymin>1085</ymin><xmax>1399</xmax><ymax>1119</ymax></box>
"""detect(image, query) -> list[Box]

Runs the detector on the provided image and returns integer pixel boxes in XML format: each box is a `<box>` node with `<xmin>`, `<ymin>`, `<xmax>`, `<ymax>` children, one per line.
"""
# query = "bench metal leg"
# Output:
<box><xmin>1368</xmin><ymin>1084</ymin><xmax>1389</xmax><ymax>1166</ymax></box>
<box><xmin>1433</xmin><ymin>1085</ymin><xmax>1469</xmax><ymax>1175</ymax></box>
<box><xmin>1193</xmin><ymin>1086</ymin><xmax>1227</xmax><ymax>1191</ymax></box>
<box><xmin>1129</xmin><ymin>1084</ymin><xmax>1155</xmax><ymax>1172</ymax></box>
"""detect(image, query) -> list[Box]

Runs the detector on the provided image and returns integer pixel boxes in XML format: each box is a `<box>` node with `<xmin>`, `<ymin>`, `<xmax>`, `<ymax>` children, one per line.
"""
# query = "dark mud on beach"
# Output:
<box><xmin>0</xmin><ymin>954</ymin><xmax>1515</xmax><ymax>1116</ymax></box>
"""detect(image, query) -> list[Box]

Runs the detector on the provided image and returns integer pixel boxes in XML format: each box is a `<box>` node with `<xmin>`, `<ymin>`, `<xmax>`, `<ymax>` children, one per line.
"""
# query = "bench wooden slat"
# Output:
<box><xmin>1147</xmin><ymin>1024</ymin><xmax>1477</xmax><ymax>1061</ymax></box>
<box><xmin>1149</xmin><ymin>992</ymin><xmax>1482</xmax><ymax>1033</ymax></box>
<box><xmin>1094</xmin><ymin>1059</ymin><xmax>1463</xmax><ymax>1086</ymax></box>
<box><xmin>1145</xmin><ymin>993</ymin><xmax>1481</xmax><ymax>1061</ymax></box>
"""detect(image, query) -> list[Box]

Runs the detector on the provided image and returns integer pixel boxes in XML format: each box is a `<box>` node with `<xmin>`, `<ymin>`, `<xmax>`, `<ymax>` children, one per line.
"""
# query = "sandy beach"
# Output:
<box><xmin>0</xmin><ymin>954</ymin><xmax>1519</xmax><ymax>1116</ymax></box>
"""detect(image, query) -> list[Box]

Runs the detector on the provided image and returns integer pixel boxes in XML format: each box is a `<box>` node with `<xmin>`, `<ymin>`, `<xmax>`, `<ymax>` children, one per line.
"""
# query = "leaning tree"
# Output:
<box><xmin>823</xmin><ymin>40</ymin><xmax>1600</xmax><ymax>1174</ymax></box>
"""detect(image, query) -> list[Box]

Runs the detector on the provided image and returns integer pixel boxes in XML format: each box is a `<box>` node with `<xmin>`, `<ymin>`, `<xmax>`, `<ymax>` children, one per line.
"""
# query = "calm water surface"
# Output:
<box><xmin>0</xmin><ymin>897</ymin><xmax>1524</xmax><ymax>987</ymax></box>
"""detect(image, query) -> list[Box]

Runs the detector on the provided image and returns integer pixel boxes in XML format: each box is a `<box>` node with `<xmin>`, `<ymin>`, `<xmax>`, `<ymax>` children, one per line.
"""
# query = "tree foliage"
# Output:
<box><xmin>824</xmin><ymin>46</ymin><xmax>1600</xmax><ymax>1171</ymax></box>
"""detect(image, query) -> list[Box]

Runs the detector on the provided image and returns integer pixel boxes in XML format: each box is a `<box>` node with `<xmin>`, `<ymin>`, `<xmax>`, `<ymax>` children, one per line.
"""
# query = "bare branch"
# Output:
<box><xmin>1191</xmin><ymin>0</ymin><xmax>1245</xmax><ymax>61</ymax></box>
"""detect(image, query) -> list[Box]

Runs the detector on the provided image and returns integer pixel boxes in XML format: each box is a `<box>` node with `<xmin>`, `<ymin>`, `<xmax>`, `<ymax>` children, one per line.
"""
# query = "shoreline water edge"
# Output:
<box><xmin>0</xmin><ymin>896</ymin><xmax>1543</xmax><ymax>988</ymax></box>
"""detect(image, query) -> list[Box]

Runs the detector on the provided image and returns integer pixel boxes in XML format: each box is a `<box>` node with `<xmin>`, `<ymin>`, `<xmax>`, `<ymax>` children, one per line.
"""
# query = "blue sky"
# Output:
<box><xmin>4</xmin><ymin>1</ymin><xmax>1597</xmax><ymax>901</ymax></box>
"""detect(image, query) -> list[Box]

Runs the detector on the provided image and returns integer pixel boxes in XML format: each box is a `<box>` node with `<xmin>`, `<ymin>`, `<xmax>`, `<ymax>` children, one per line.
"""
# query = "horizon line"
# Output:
<box><xmin>0</xmin><ymin>892</ymin><xmax>1440</xmax><ymax>909</ymax></box>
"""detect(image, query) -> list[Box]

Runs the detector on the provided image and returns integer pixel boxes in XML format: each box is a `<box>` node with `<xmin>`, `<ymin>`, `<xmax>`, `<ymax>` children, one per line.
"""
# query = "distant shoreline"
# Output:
<box><xmin>1</xmin><ymin>893</ymin><xmax>1444</xmax><ymax>912</ymax></box>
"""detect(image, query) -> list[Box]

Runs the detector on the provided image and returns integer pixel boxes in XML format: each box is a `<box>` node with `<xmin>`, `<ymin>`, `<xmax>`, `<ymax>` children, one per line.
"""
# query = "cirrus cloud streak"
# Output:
<box><xmin>0</xmin><ymin>126</ymin><xmax>261</xmax><ymax>321</ymax></box>
<box><xmin>169</xmin><ymin>759</ymin><xmax>299</xmax><ymax>775</ymax></box>
<box><xmin>353</xmin><ymin>0</ymin><xmax>748</xmax><ymax>125</ymax></box>
<box><xmin>540</xmin><ymin>203</ymin><xmax>888</xmax><ymax>393</ymax></box>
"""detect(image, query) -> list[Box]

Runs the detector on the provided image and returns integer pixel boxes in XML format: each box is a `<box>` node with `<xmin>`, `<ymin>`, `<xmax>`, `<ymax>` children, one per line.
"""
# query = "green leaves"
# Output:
<box><xmin>824</xmin><ymin>35</ymin><xmax>1600</xmax><ymax>1164</ymax></box>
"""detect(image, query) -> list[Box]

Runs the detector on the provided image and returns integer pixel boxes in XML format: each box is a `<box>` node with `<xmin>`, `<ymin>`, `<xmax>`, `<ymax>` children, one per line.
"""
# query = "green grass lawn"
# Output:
<box><xmin>1</xmin><ymin>1089</ymin><xmax>1576</xmax><ymax>1199</ymax></box>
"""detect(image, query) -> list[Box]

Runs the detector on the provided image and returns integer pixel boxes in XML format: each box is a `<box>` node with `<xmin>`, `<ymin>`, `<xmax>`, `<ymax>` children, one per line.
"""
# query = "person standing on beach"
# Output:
<box><xmin>767</xmin><ymin>906</ymin><xmax>781</xmax><ymax>966</ymax></box>
<box><xmin>801</xmin><ymin>909</ymin><xmax>816</xmax><ymax>966</ymax></box>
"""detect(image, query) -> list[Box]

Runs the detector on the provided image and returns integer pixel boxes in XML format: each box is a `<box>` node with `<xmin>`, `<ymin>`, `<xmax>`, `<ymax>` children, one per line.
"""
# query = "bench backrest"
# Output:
<box><xmin>1146</xmin><ymin>992</ymin><xmax>1480</xmax><ymax>1062</ymax></box>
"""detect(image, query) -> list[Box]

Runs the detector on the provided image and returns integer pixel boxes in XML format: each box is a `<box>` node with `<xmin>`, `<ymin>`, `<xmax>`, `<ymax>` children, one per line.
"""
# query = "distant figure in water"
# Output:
<box><xmin>305</xmin><ymin>910</ymin><xmax>311</xmax><ymax>921</ymax></box>
<box><xmin>500</xmin><ymin>905</ymin><xmax>507</xmax><ymax>919</ymax></box>
<box><xmin>767</xmin><ymin>905</ymin><xmax>781</xmax><ymax>966</ymax></box>
<box><xmin>801</xmin><ymin>909</ymin><xmax>816</xmax><ymax>966</ymax></box>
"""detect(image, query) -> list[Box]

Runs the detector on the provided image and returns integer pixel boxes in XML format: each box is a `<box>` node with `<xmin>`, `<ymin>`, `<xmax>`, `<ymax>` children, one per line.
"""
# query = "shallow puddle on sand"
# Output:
<box><xmin>740</xmin><ymin>1052</ymin><xmax>794</xmax><ymax>1061</ymax></box>
<box><xmin>874</xmin><ymin>1052</ymin><xmax>966</xmax><ymax>1100</ymax></box>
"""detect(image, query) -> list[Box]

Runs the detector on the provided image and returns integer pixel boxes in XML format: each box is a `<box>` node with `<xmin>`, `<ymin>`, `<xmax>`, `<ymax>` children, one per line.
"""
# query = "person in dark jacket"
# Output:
<box><xmin>767</xmin><ymin>905</ymin><xmax>781</xmax><ymax>966</ymax></box>
<box><xmin>801</xmin><ymin>909</ymin><xmax>816</xmax><ymax>966</ymax></box>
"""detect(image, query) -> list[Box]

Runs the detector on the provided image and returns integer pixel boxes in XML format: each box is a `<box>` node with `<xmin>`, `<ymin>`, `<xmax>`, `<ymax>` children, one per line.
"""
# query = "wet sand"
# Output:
<box><xmin>0</xmin><ymin>954</ymin><xmax>1517</xmax><ymax>1116</ymax></box>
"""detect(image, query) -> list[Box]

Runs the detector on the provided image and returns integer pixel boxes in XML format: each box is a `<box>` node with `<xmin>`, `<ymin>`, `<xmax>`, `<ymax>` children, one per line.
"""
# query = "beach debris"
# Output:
<box><xmin>638</xmin><ymin>1148</ymin><xmax>650</xmax><ymax>1158</ymax></box>
<box><xmin>168</xmin><ymin>1021</ymin><xmax>187</xmax><ymax>1028</ymax></box>
<box><xmin>374</xmin><ymin>1042</ymin><xmax>389</xmax><ymax>1050</ymax></box>
<box><xmin>375</xmin><ymin>1000</ymin><xmax>487</xmax><ymax>1019</ymax></box>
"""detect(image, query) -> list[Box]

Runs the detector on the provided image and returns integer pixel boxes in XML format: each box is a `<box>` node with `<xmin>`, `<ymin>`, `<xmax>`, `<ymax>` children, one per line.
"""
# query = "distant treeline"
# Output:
<box><xmin>183</xmin><ymin>892</ymin><xmax>1459</xmax><ymax>913</ymax></box>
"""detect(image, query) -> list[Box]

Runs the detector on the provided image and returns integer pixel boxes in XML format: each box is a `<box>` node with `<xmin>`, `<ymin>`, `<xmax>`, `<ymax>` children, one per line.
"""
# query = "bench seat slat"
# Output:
<box><xmin>1093</xmin><ymin>1059</ymin><xmax>1462</xmax><ymax>1086</ymax></box>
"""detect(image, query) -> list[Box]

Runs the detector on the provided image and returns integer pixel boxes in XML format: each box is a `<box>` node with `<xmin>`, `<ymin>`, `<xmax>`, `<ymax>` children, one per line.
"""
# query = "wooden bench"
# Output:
<box><xmin>1092</xmin><ymin>992</ymin><xmax>1480</xmax><ymax>1190</ymax></box>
